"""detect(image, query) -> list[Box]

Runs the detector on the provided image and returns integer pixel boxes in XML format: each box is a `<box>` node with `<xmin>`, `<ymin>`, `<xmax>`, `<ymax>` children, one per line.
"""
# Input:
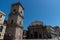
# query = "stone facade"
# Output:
<box><xmin>0</xmin><ymin>2</ymin><xmax>60</xmax><ymax>40</ymax></box>
<box><xmin>23</xmin><ymin>21</ymin><xmax>59</xmax><ymax>39</ymax></box>
<box><xmin>4</xmin><ymin>2</ymin><xmax>24</xmax><ymax>40</ymax></box>
<box><xmin>23</xmin><ymin>30</ymin><xmax>27</xmax><ymax>39</ymax></box>
<box><xmin>0</xmin><ymin>11</ymin><xmax>6</xmax><ymax>40</ymax></box>
<box><xmin>0</xmin><ymin>11</ymin><xmax>6</xmax><ymax>25</ymax></box>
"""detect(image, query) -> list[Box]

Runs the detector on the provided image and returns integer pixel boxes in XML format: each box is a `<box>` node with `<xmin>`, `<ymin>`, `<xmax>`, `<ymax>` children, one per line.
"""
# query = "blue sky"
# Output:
<box><xmin>0</xmin><ymin>0</ymin><xmax>60</xmax><ymax>30</ymax></box>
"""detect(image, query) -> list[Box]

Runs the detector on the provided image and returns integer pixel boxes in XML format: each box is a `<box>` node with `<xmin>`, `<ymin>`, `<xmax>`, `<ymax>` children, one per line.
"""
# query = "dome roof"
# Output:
<box><xmin>30</xmin><ymin>20</ymin><xmax>43</xmax><ymax>26</ymax></box>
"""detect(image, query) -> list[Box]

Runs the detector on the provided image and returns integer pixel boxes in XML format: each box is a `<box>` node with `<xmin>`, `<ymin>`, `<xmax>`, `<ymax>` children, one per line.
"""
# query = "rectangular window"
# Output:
<box><xmin>20</xmin><ymin>21</ymin><xmax>21</xmax><ymax>25</ymax></box>
<box><xmin>11</xmin><ymin>20</ymin><xmax>13</xmax><ymax>24</ymax></box>
<box><xmin>0</xmin><ymin>15</ymin><xmax>2</xmax><ymax>18</ymax></box>
<box><xmin>0</xmin><ymin>34</ymin><xmax>1</xmax><ymax>37</ymax></box>
<box><xmin>0</xmin><ymin>26</ymin><xmax>3</xmax><ymax>32</ymax></box>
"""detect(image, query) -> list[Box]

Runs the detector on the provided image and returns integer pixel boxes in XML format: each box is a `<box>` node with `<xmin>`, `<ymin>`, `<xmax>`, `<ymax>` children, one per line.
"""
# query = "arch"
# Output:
<box><xmin>34</xmin><ymin>32</ymin><xmax>38</xmax><ymax>38</ymax></box>
<box><xmin>11</xmin><ymin>20</ymin><xmax>13</xmax><ymax>24</ymax></box>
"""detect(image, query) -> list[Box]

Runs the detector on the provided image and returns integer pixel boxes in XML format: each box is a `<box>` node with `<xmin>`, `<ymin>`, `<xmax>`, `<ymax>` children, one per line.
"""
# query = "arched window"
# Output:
<box><xmin>20</xmin><ymin>11</ymin><xmax>22</xmax><ymax>14</ymax></box>
<box><xmin>0</xmin><ymin>26</ymin><xmax>3</xmax><ymax>32</ymax></box>
<box><xmin>34</xmin><ymin>32</ymin><xmax>38</xmax><ymax>38</ymax></box>
<box><xmin>0</xmin><ymin>15</ymin><xmax>2</xmax><ymax>18</ymax></box>
<box><xmin>0</xmin><ymin>34</ymin><xmax>1</xmax><ymax>37</ymax></box>
<box><xmin>11</xmin><ymin>20</ymin><xmax>13</xmax><ymax>24</ymax></box>
<box><xmin>20</xmin><ymin>21</ymin><xmax>21</xmax><ymax>25</ymax></box>
<box><xmin>30</xmin><ymin>34</ymin><xmax>33</xmax><ymax>39</ymax></box>
<box><xmin>39</xmin><ymin>34</ymin><xmax>42</xmax><ymax>38</ymax></box>
<box><xmin>4</xmin><ymin>34</ymin><xmax>13</xmax><ymax>40</ymax></box>
<box><xmin>46</xmin><ymin>34</ymin><xmax>52</xmax><ymax>39</ymax></box>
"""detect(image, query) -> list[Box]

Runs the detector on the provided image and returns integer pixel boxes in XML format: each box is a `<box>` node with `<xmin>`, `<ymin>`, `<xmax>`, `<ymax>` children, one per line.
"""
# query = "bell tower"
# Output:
<box><xmin>6</xmin><ymin>2</ymin><xmax>24</xmax><ymax>40</ymax></box>
<box><xmin>8</xmin><ymin>2</ymin><xmax>24</xmax><ymax>27</ymax></box>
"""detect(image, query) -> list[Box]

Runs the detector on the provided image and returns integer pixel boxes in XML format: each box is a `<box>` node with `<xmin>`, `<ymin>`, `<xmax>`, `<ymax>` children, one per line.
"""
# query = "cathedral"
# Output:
<box><xmin>0</xmin><ymin>2</ymin><xmax>60</xmax><ymax>40</ymax></box>
<box><xmin>23</xmin><ymin>21</ymin><xmax>60</xmax><ymax>39</ymax></box>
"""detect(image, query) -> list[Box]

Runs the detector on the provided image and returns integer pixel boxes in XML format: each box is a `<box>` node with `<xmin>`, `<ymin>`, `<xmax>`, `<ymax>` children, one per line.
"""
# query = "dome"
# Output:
<box><xmin>30</xmin><ymin>20</ymin><xmax>43</xmax><ymax>26</ymax></box>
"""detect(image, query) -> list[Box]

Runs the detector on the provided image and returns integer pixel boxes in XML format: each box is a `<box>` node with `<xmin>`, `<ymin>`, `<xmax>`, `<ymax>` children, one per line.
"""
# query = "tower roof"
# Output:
<box><xmin>12</xmin><ymin>2</ymin><xmax>24</xmax><ymax>10</ymax></box>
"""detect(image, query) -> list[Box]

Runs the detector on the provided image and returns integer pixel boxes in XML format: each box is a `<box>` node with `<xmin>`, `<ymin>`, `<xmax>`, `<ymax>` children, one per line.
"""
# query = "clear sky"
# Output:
<box><xmin>0</xmin><ymin>0</ymin><xmax>60</xmax><ymax>30</ymax></box>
